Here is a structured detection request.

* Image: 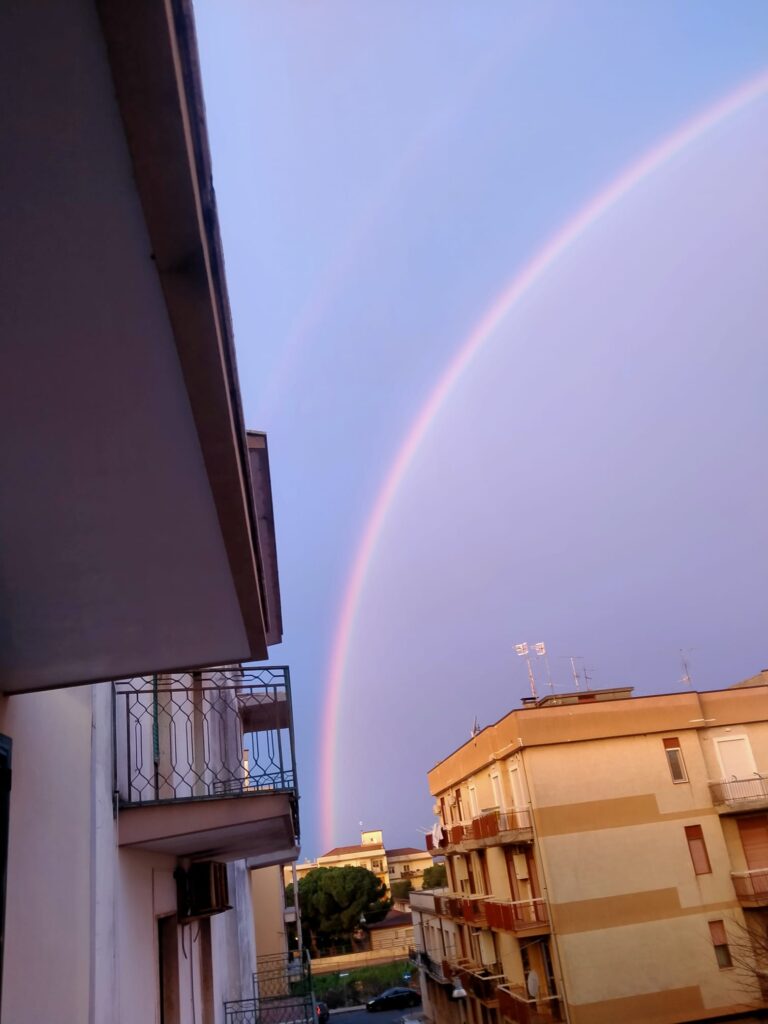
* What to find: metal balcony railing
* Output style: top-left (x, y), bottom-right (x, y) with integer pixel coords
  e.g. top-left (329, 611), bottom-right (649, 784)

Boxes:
top-left (469, 808), bottom-right (533, 841)
top-left (113, 665), bottom-right (298, 807)
top-left (709, 776), bottom-right (768, 806)
top-left (485, 898), bottom-right (549, 932)
top-left (732, 868), bottom-right (768, 901)
top-left (225, 952), bottom-right (314, 1024)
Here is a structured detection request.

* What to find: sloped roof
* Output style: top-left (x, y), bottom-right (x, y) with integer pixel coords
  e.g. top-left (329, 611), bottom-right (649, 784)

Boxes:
top-left (367, 910), bottom-right (413, 931)
top-left (386, 847), bottom-right (424, 858)
top-left (320, 844), bottom-right (384, 858)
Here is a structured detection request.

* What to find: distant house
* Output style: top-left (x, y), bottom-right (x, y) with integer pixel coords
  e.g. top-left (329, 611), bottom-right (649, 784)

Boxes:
top-left (286, 830), bottom-right (434, 895)
top-left (367, 910), bottom-right (415, 953)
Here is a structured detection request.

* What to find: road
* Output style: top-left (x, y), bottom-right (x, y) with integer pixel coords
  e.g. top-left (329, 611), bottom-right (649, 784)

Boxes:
top-left (332, 1007), bottom-right (419, 1024)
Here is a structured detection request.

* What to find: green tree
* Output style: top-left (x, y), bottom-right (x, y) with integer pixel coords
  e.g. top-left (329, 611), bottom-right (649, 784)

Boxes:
top-left (422, 863), bottom-right (448, 889)
top-left (390, 879), bottom-right (413, 901)
top-left (297, 867), bottom-right (391, 953)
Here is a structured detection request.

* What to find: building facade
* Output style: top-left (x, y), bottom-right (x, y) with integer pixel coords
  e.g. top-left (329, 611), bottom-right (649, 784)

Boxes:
top-left (289, 830), bottom-right (434, 895)
top-left (0, 3), bottom-right (303, 1022)
top-left (413, 681), bottom-right (768, 1024)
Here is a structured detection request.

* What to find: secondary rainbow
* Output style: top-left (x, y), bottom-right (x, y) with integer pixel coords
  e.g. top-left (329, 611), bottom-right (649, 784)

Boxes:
top-left (319, 70), bottom-right (768, 850)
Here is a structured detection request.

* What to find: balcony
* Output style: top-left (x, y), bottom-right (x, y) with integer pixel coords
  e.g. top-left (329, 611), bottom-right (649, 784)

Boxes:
top-left (485, 898), bottom-right (549, 935)
top-left (225, 952), bottom-right (313, 1024)
top-left (709, 776), bottom-right (768, 812)
top-left (465, 808), bottom-right (534, 847)
top-left (114, 665), bottom-right (299, 861)
top-left (498, 984), bottom-right (563, 1024)
top-left (732, 869), bottom-right (768, 906)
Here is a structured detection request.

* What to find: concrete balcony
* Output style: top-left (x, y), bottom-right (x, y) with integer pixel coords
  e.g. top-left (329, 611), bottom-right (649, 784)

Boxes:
top-left (732, 869), bottom-right (768, 906)
top-left (427, 809), bottom-right (533, 854)
top-left (485, 898), bottom-right (550, 936)
top-left (709, 776), bottom-right (768, 813)
top-left (114, 665), bottom-right (298, 862)
top-left (464, 808), bottom-right (534, 848)
top-left (498, 984), bottom-right (563, 1023)
top-left (451, 963), bottom-right (505, 1006)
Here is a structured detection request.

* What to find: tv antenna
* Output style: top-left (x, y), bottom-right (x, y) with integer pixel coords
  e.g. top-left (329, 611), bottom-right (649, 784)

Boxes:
top-left (561, 655), bottom-right (584, 690)
top-left (470, 716), bottom-right (482, 738)
top-left (515, 643), bottom-right (538, 699)
top-left (680, 649), bottom-right (694, 689)
top-left (533, 642), bottom-right (553, 691)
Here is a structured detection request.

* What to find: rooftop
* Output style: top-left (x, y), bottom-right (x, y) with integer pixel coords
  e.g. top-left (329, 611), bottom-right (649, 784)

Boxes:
top-left (386, 847), bottom-right (425, 858)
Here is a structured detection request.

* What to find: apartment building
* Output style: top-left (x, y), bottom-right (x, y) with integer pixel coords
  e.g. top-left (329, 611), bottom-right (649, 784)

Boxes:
top-left (288, 830), bottom-right (433, 894)
top-left (412, 679), bottom-right (768, 1024)
top-left (0, 3), bottom-right (303, 1022)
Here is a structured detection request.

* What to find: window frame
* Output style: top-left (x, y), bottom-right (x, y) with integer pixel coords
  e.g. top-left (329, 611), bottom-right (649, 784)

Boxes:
top-left (708, 920), bottom-right (733, 969)
top-left (663, 737), bottom-right (688, 783)
top-left (685, 824), bottom-right (712, 875)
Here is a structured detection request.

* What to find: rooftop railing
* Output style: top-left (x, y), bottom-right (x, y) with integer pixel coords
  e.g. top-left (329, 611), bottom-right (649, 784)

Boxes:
top-left (709, 776), bottom-right (768, 807)
top-left (113, 665), bottom-right (297, 807)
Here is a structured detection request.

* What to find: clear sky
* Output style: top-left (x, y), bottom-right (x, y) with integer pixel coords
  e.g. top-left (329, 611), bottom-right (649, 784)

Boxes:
top-left (194, 1), bottom-right (768, 857)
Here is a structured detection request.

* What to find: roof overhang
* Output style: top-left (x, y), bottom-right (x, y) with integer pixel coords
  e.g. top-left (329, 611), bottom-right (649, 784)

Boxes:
top-left (0, 0), bottom-right (274, 692)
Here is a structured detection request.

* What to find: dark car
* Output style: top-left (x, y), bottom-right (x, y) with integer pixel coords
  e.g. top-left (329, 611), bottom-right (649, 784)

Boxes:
top-left (366, 988), bottom-right (421, 1012)
top-left (315, 1002), bottom-right (329, 1024)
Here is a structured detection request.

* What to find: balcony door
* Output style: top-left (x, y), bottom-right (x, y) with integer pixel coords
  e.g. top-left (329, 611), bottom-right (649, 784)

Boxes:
top-left (738, 815), bottom-right (768, 898)
top-left (716, 736), bottom-right (756, 780)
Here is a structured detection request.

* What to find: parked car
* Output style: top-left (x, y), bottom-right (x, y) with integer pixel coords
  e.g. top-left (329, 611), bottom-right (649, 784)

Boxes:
top-left (316, 1002), bottom-right (329, 1024)
top-left (367, 988), bottom-right (421, 1012)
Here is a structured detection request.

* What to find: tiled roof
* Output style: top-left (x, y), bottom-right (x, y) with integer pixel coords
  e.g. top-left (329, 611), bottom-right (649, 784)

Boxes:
top-left (385, 847), bottom-right (424, 858)
top-left (367, 910), bottom-right (413, 930)
top-left (320, 844), bottom-right (384, 857)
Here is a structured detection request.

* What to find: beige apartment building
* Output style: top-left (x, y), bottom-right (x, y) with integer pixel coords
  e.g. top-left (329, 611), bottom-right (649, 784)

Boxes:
top-left (412, 678), bottom-right (768, 1024)
top-left (288, 829), bottom-right (433, 894)
top-left (0, 4), bottom-right (306, 1022)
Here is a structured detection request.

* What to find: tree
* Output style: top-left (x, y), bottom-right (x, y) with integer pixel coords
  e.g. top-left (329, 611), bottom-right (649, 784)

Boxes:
top-left (296, 867), bottom-right (392, 953)
top-left (423, 863), bottom-right (448, 889)
top-left (390, 879), bottom-right (413, 901)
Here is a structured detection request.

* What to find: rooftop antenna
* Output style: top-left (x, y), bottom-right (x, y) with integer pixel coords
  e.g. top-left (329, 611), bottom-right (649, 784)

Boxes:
top-left (515, 643), bottom-right (538, 699)
top-left (680, 649), bottom-right (694, 689)
top-left (561, 656), bottom-right (583, 690)
top-left (582, 662), bottom-right (593, 691)
top-left (470, 716), bottom-right (481, 738)
top-left (534, 642), bottom-right (553, 691)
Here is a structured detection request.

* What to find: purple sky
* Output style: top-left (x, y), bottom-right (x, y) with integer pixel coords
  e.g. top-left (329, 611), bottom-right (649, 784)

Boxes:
top-left (193, 1), bottom-right (768, 857)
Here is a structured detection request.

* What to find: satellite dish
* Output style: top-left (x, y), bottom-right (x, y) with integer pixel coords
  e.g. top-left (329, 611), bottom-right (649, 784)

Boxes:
top-left (527, 970), bottom-right (539, 999)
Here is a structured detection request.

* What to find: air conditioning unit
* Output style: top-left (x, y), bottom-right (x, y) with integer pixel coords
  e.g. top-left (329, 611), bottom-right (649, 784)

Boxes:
top-left (176, 861), bottom-right (232, 922)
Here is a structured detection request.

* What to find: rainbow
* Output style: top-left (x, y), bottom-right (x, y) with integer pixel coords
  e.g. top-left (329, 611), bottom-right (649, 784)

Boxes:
top-left (319, 70), bottom-right (768, 850)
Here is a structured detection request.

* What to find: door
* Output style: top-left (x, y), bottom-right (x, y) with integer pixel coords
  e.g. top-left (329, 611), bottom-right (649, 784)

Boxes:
top-left (716, 736), bottom-right (756, 780)
top-left (739, 816), bottom-right (768, 895)
top-left (158, 915), bottom-right (180, 1024)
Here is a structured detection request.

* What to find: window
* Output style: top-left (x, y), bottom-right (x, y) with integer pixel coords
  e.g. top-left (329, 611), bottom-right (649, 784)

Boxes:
top-left (372, 860), bottom-right (382, 871)
top-left (468, 786), bottom-right (479, 818)
top-left (685, 825), bottom-right (712, 875)
top-left (709, 920), bottom-right (733, 968)
top-left (663, 737), bottom-right (688, 782)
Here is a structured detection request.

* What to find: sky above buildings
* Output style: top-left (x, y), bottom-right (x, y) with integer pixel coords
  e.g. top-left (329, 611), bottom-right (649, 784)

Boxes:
top-left (194, 1), bottom-right (768, 857)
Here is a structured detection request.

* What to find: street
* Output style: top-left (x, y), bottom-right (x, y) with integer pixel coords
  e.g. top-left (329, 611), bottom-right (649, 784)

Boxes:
top-left (332, 1007), bottom-right (418, 1024)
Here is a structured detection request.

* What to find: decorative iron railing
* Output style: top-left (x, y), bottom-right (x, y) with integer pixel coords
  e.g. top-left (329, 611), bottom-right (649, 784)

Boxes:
top-left (113, 665), bottom-right (298, 807)
top-left (709, 776), bottom-right (768, 806)
top-left (485, 898), bottom-right (549, 931)
top-left (225, 952), bottom-right (314, 1024)
top-left (732, 868), bottom-right (768, 901)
